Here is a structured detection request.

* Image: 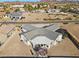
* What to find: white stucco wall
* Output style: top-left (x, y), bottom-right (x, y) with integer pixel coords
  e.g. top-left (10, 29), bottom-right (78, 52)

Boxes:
top-left (21, 35), bottom-right (32, 46)
top-left (31, 36), bottom-right (52, 48)
top-left (5, 15), bottom-right (8, 18)
top-left (26, 41), bottom-right (32, 46)
top-left (20, 35), bottom-right (26, 41)
top-left (20, 34), bottom-right (63, 49)
top-left (53, 40), bottom-right (58, 46)
top-left (22, 28), bottom-right (27, 32)
top-left (56, 34), bottom-right (63, 42)
top-left (50, 40), bottom-right (58, 47)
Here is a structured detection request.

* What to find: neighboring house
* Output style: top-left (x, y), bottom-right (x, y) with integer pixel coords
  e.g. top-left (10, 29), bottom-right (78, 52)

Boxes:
top-left (11, 5), bottom-right (24, 12)
top-left (12, 5), bottom-right (24, 8)
top-left (19, 24), bottom-right (63, 49)
top-left (48, 9), bottom-right (61, 13)
top-left (34, 10), bottom-right (46, 13)
top-left (5, 12), bottom-right (23, 21)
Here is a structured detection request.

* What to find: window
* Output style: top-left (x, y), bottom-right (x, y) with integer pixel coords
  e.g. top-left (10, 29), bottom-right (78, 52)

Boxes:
top-left (41, 44), bottom-right (43, 46)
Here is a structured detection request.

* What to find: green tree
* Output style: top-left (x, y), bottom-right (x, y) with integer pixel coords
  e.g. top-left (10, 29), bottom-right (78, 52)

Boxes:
top-left (24, 4), bottom-right (28, 11)
top-left (54, 6), bottom-right (57, 9)
top-left (39, 2), bottom-right (48, 8)
top-left (3, 4), bottom-right (11, 13)
top-left (27, 4), bottom-right (33, 11)
top-left (24, 4), bottom-right (33, 11)
top-left (15, 8), bottom-right (20, 12)
top-left (61, 4), bottom-right (71, 12)
top-left (37, 4), bottom-right (40, 9)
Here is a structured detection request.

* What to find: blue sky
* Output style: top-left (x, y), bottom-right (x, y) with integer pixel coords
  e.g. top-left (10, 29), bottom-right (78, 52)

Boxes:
top-left (0, 0), bottom-right (41, 2)
top-left (0, 0), bottom-right (79, 2)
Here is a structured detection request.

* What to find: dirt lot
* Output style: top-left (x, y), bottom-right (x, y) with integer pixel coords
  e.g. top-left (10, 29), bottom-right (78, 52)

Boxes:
top-left (21, 13), bottom-right (49, 22)
top-left (20, 13), bottom-right (75, 22)
top-left (48, 37), bottom-right (79, 56)
top-left (0, 29), bottom-right (32, 56)
top-left (62, 24), bottom-right (79, 42)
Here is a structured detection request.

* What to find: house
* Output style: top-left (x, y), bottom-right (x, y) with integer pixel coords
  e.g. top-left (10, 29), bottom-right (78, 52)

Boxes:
top-left (19, 24), bottom-right (63, 49)
top-left (20, 28), bottom-right (62, 49)
top-left (48, 9), bottom-right (61, 13)
top-left (5, 12), bottom-right (23, 21)
top-left (11, 5), bottom-right (24, 12)
top-left (12, 5), bottom-right (24, 8)
top-left (35, 10), bottom-right (46, 13)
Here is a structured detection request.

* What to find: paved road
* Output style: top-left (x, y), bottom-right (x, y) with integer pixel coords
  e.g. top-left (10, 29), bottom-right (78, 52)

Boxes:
top-left (0, 20), bottom-right (79, 24)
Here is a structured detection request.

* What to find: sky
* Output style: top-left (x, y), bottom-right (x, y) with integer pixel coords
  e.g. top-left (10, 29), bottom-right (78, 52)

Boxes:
top-left (0, 0), bottom-right (79, 2)
top-left (0, 0), bottom-right (41, 2)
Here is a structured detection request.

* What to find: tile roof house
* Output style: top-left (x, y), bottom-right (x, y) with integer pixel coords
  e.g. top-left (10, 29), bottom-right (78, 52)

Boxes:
top-left (20, 24), bottom-right (63, 49)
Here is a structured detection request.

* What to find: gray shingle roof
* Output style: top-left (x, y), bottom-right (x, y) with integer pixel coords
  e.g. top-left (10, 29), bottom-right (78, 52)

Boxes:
top-left (21, 24), bottom-right (60, 32)
top-left (44, 24), bottom-right (60, 32)
top-left (21, 24), bottom-right (37, 32)
top-left (21, 28), bottom-right (61, 41)
top-left (7, 12), bottom-right (22, 17)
